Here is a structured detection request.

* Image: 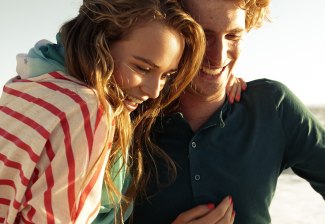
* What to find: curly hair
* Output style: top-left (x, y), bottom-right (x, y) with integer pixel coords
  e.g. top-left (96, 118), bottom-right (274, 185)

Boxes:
top-left (238, 0), bottom-right (271, 31)
top-left (180, 0), bottom-right (271, 31)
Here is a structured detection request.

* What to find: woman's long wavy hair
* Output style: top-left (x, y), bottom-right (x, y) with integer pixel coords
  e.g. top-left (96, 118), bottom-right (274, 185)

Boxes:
top-left (129, 0), bottom-right (206, 202)
top-left (60, 0), bottom-right (205, 219)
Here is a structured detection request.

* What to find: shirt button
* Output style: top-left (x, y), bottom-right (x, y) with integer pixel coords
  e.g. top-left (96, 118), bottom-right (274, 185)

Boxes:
top-left (194, 174), bottom-right (201, 181)
top-left (191, 141), bottom-right (197, 148)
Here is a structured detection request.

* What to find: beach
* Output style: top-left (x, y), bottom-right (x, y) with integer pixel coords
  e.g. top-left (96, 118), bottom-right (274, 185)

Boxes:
top-left (269, 106), bottom-right (325, 224)
top-left (270, 169), bottom-right (325, 223)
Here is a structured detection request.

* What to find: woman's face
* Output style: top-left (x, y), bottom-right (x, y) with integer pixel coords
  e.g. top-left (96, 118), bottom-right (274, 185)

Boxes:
top-left (110, 21), bottom-right (185, 112)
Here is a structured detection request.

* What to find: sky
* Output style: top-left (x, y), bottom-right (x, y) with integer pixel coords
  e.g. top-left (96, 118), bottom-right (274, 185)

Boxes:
top-left (1, 0), bottom-right (325, 106)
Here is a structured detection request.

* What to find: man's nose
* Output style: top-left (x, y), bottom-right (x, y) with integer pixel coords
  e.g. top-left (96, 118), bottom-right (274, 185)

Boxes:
top-left (207, 39), bottom-right (228, 67)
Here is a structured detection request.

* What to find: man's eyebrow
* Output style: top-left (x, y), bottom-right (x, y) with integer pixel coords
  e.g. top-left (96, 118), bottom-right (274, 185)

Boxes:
top-left (204, 28), bottom-right (245, 34)
top-left (133, 56), bottom-right (159, 68)
top-left (229, 28), bottom-right (245, 33)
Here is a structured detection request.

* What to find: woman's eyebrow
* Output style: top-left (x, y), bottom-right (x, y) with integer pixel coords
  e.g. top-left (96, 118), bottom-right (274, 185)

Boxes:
top-left (133, 55), bottom-right (159, 68)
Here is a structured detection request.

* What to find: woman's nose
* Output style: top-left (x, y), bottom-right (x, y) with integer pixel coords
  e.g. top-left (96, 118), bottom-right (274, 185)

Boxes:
top-left (141, 76), bottom-right (162, 99)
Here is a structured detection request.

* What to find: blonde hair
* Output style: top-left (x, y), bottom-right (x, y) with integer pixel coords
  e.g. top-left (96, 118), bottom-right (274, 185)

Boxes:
top-left (60, 0), bottom-right (205, 219)
top-left (180, 0), bottom-right (271, 31)
top-left (238, 0), bottom-right (271, 31)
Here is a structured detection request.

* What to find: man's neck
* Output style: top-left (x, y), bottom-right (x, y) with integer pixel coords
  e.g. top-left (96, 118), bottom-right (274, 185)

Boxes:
top-left (179, 91), bottom-right (226, 131)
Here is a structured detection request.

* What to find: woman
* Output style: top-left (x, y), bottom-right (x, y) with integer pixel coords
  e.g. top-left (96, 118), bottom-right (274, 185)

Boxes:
top-left (0, 0), bottom-right (244, 223)
top-left (0, 0), bottom-right (204, 223)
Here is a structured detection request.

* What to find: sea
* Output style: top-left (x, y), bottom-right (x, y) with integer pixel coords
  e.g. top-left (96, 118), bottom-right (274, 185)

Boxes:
top-left (270, 106), bottom-right (325, 224)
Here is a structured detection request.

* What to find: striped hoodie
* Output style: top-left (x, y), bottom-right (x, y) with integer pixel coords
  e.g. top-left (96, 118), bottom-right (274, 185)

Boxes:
top-left (0, 71), bottom-right (114, 223)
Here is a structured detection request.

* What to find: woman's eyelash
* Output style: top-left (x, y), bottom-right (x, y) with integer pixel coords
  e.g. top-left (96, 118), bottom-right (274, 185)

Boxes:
top-left (136, 65), bottom-right (150, 73)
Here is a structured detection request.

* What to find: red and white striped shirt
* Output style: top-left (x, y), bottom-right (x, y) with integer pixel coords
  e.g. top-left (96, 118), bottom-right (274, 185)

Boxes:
top-left (0, 72), bottom-right (115, 223)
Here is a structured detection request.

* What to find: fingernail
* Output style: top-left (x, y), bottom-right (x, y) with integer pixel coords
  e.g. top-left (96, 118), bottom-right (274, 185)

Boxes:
top-left (206, 203), bottom-right (215, 210)
top-left (229, 196), bottom-right (233, 205)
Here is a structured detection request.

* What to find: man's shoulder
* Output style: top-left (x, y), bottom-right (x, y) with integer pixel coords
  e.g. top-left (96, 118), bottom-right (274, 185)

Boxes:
top-left (241, 78), bottom-right (297, 108)
top-left (247, 78), bottom-right (285, 89)
top-left (246, 78), bottom-right (290, 95)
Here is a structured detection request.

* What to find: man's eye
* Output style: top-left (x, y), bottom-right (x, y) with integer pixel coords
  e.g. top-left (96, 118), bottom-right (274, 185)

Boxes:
top-left (227, 34), bottom-right (243, 41)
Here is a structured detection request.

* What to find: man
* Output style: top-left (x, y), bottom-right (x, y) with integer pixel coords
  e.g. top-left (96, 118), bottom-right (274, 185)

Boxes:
top-left (130, 0), bottom-right (325, 223)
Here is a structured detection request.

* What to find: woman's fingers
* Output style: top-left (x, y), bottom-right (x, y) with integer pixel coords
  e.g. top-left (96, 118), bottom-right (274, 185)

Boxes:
top-left (193, 196), bottom-right (233, 224)
top-left (235, 77), bottom-right (247, 102)
top-left (172, 196), bottom-right (235, 224)
top-left (215, 198), bottom-right (236, 224)
top-left (172, 204), bottom-right (215, 224)
top-left (226, 74), bottom-right (247, 104)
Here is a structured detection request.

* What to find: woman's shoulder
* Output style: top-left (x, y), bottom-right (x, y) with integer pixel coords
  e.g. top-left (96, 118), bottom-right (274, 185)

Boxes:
top-left (4, 71), bottom-right (99, 110)
top-left (1, 71), bottom-right (110, 132)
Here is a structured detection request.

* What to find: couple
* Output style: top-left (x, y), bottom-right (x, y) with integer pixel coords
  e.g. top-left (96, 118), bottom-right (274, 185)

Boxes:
top-left (0, 0), bottom-right (324, 224)
top-left (0, 0), bottom-right (240, 223)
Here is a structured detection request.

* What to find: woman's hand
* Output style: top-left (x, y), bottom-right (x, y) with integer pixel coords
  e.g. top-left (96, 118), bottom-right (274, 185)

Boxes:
top-left (171, 196), bottom-right (235, 224)
top-left (226, 74), bottom-right (247, 104)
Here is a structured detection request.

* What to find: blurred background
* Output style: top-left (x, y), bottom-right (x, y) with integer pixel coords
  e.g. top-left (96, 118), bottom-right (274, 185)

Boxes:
top-left (1, 0), bottom-right (324, 223)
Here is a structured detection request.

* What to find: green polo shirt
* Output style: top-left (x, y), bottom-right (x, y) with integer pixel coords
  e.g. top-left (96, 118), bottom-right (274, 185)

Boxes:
top-left (131, 79), bottom-right (325, 224)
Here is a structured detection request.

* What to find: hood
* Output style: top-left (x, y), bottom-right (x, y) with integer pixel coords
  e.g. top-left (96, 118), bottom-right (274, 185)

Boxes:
top-left (16, 33), bottom-right (66, 79)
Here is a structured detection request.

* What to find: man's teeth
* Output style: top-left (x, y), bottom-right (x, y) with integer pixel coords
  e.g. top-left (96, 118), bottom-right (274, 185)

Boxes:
top-left (201, 66), bottom-right (223, 75)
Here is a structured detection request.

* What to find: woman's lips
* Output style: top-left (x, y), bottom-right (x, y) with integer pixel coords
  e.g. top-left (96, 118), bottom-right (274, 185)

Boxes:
top-left (123, 95), bottom-right (144, 111)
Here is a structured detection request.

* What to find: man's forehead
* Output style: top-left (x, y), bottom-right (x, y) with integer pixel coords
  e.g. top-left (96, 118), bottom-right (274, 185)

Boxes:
top-left (182, 0), bottom-right (240, 12)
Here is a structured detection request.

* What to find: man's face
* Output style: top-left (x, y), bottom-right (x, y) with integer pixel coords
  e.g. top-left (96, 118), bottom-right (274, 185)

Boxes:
top-left (183, 0), bottom-right (246, 99)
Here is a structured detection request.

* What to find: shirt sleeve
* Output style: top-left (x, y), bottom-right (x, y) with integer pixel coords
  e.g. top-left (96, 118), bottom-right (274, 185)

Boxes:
top-left (0, 76), bottom-right (114, 223)
top-left (275, 82), bottom-right (325, 200)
